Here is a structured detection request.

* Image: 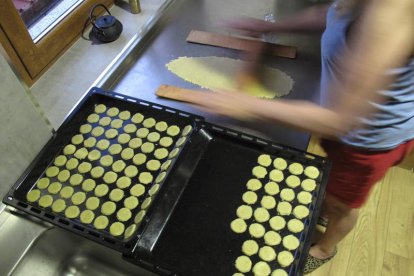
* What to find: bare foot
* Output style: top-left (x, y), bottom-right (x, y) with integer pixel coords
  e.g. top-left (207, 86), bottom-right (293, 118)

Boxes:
top-left (309, 244), bottom-right (336, 260)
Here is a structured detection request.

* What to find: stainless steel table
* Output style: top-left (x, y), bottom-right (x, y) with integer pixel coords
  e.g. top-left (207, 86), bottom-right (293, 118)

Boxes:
top-left (101, 0), bottom-right (323, 150)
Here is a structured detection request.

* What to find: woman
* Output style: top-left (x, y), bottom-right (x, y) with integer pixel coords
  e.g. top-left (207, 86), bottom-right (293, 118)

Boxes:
top-left (188, 0), bottom-right (414, 273)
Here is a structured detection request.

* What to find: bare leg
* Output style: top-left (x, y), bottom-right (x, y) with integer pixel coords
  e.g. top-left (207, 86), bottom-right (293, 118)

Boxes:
top-left (310, 194), bottom-right (359, 259)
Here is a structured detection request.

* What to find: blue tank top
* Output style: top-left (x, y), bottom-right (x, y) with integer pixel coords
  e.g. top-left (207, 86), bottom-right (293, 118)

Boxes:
top-left (320, 3), bottom-right (414, 150)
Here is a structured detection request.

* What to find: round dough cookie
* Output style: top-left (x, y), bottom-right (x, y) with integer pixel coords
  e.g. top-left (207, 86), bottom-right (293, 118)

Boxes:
top-left (147, 132), bottom-right (161, 142)
top-left (99, 117), bottom-right (111, 127)
top-left (84, 137), bottom-right (97, 148)
top-left (273, 157), bottom-right (287, 170)
top-left (258, 154), bottom-right (272, 167)
top-left (131, 113), bottom-right (144, 124)
top-left (282, 235), bottom-right (300, 250)
top-left (79, 124), bottom-right (92, 134)
top-left (86, 197), bottom-right (100, 210)
top-left (269, 216), bottom-right (286, 231)
top-left (63, 144), bottom-right (76, 155)
top-left (26, 189), bottom-right (41, 202)
top-left (57, 170), bottom-right (70, 182)
top-left (71, 191), bottom-right (86, 205)
top-left (121, 148), bottom-right (134, 160)
top-left (242, 191), bottom-right (258, 205)
top-left (130, 184), bottom-right (145, 197)
top-left (87, 150), bottom-right (101, 162)
top-left (242, 240), bottom-right (259, 256)
top-left (293, 205), bottom-right (310, 219)
top-left (108, 144), bottom-right (122, 155)
top-left (236, 205), bottom-right (253, 220)
top-left (51, 199), bottom-right (66, 213)
top-left (154, 148), bottom-right (169, 160)
top-left (36, 178), bottom-right (50, 189)
top-left (254, 208), bottom-right (270, 222)
top-left (124, 165), bottom-right (138, 178)
top-left (69, 174), bottom-right (83, 186)
top-left (78, 162), bottom-right (92, 174)
top-left (301, 179), bottom-right (317, 192)
top-left (54, 155), bottom-right (67, 167)
top-left (100, 155), bottom-right (113, 167)
top-left (103, 171), bottom-right (118, 184)
top-left (80, 210), bottom-right (95, 224)
top-left (139, 172), bottom-right (153, 184)
top-left (230, 218), bottom-right (247, 233)
top-left (123, 124), bottom-right (137, 134)
top-left (117, 176), bottom-right (132, 188)
top-left (105, 129), bottom-right (118, 139)
top-left (47, 182), bottom-right (62, 194)
top-left (74, 148), bottom-right (88, 160)
top-left (124, 224), bottom-right (137, 239)
top-left (109, 188), bottom-right (124, 202)
top-left (264, 182), bottom-right (279, 195)
top-left (258, 246), bottom-right (276, 262)
top-left (277, 202), bottom-right (292, 216)
top-left (101, 201), bottom-right (117, 215)
top-left (272, 269), bottom-right (288, 276)
top-left (253, 261), bottom-right (271, 276)
top-left (94, 215), bottom-right (109, 230)
top-left (161, 160), bottom-right (172, 171)
top-left (305, 165), bottom-right (320, 179)
top-left (124, 196), bottom-right (139, 209)
top-left (168, 148), bottom-right (180, 159)
top-left (155, 121), bottom-right (168, 132)
top-left (95, 104), bottom-right (107, 113)
top-left (146, 160), bottom-right (161, 171)
top-left (289, 162), bottom-right (304, 175)
top-left (60, 186), bottom-right (74, 199)
top-left (136, 128), bottom-right (149, 138)
top-left (106, 107), bottom-right (119, 117)
top-left (119, 110), bottom-right (131, 120)
top-left (278, 251), bottom-right (294, 267)
top-left (143, 118), bottom-right (156, 128)
top-left (91, 166), bottom-right (105, 178)
top-left (264, 231), bottom-right (281, 246)
top-left (132, 153), bottom-right (147, 165)
top-left (117, 207), bottom-right (132, 222)
top-left (287, 219), bottom-right (305, 233)
top-left (269, 169), bottom-right (284, 182)
top-left (297, 191), bottom-right (313, 204)
top-left (141, 197), bottom-right (152, 210)
top-left (176, 137), bottom-right (187, 147)
top-left (249, 223), bottom-right (265, 238)
top-left (155, 172), bottom-right (166, 183)
top-left (280, 188), bottom-right (295, 202)
top-left (141, 142), bottom-right (155, 153)
top-left (159, 137), bottom-right (173, 147)
top-left (128, 138), bottom-right (142, 149)
top-left (246, 179), bottom-right (262, 191)
top-left (71, 134), bottom-right (84, 145)
top-left (182, 125), bottom-right (193, 136)
top-left (87, 113), bottom-right (100, 123)
top-left (166, 125), bottom-right (180, 136)
top-left (66, 158), bottom-right (79, 170)
top-left (118, 133), bottom-right (131, 144)
top-left (65, 206), bottom-right (80, 218)
top-left (134, 210), bottom-right (146, 224)
top-left (94, 184), bottom-right (109, 197)
top-left (235, 256), bottom-right (252, 273)
top-left (286, 175), bottom-right (301, 188)
top-left (91, 126), bottom-right (105, 137)
top-left (252, 166), bottom-right (267, 179)
top-left (46, 166), bottom-right (59, 177)
top-left (39, 195), bottom-right (53, 207)
top-left (261, 196), bottom-right (276, 209)
top-left (149, 184), bottom-right (160, 196)
top-left (112, 160), bottom-right (126, 173)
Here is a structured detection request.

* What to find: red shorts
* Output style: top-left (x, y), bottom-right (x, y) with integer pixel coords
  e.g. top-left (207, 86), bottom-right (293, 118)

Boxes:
top-left (320, 139), bottom-right (414, 208)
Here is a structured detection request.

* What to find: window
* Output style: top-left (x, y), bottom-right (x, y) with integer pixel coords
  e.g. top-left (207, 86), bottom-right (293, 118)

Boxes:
top-left (0, 0), bottom-right (113, 86)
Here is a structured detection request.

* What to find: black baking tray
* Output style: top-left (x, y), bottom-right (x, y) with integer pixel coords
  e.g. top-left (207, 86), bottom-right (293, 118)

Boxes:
top-left (124, 123), bottom-right (331, 276)
top-left (3, 87), bottom-right (203, 253)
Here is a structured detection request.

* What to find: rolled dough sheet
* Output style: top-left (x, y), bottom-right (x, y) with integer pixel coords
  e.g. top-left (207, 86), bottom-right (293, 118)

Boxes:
top-left (166, 56), bottom-right (293, 99)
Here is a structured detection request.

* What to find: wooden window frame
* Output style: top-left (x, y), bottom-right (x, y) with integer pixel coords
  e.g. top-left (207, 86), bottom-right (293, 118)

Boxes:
top-left (0, 0), bottom-right (113, 86)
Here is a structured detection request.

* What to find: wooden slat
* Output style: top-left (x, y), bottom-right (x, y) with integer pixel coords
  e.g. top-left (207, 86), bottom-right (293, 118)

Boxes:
top-left (156, 85), bottom-right (209, 103)
top-left (186, 30), bottom-right (297, 59)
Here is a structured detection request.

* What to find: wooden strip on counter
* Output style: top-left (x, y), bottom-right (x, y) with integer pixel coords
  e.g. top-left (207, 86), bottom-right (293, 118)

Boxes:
top-left (186, 30), bottom-right (297, 59)
top-left (156, 85), bottom-right (209, 104)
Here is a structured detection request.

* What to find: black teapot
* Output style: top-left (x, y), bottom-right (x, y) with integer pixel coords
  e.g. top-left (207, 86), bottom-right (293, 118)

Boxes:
top-left (89, 4), bottom-right (123, 43)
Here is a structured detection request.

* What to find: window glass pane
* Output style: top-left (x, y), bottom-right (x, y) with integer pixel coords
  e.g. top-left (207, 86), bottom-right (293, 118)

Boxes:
top-left (12, 0), bottom-right (84, 41)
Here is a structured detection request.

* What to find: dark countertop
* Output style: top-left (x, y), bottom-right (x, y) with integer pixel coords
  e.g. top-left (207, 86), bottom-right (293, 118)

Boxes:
top-left (107, 0), bottom-right (323, 150)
